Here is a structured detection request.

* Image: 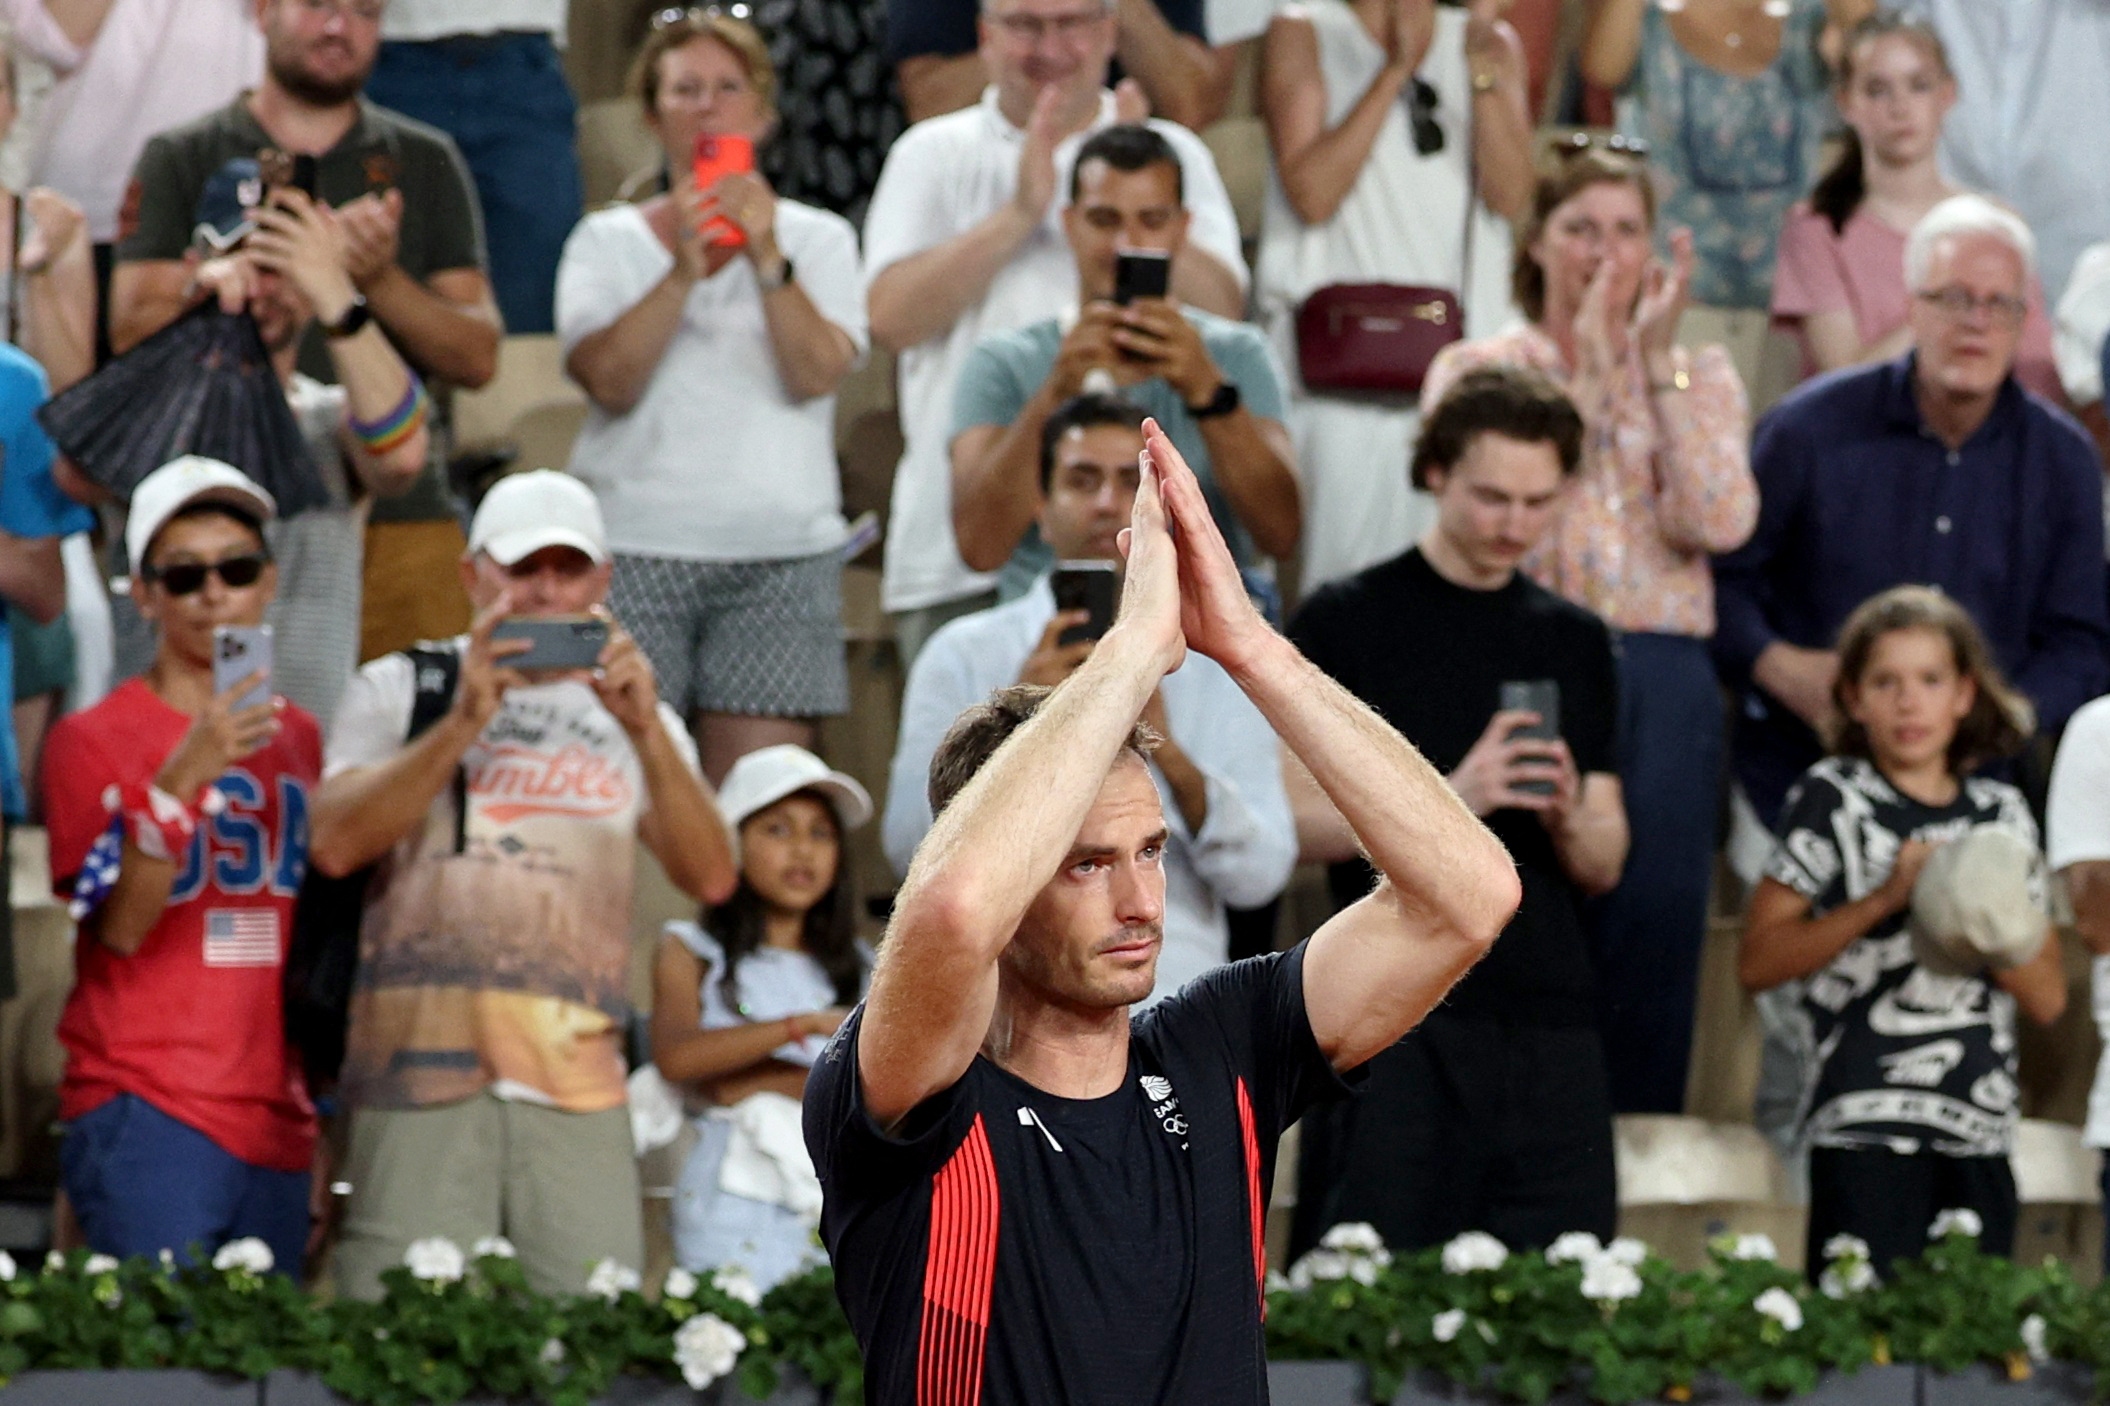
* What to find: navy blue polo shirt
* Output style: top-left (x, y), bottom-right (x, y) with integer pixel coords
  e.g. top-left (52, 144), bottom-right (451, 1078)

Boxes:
top-left (1712, 354), bottom-right (2110, 824)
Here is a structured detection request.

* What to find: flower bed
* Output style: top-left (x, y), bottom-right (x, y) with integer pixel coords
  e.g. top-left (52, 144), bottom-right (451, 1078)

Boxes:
top-left (0, 1213), bottom-right (2104, 1405)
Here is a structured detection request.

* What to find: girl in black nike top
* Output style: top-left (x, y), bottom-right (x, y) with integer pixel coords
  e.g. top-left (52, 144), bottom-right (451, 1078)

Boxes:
top-left (1738, 586), bottom-right (2065, 1280)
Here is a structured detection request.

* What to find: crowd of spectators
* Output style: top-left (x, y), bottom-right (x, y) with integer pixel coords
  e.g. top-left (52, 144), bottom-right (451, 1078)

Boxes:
top-left (0, 0), bottom-right (2108, 1323)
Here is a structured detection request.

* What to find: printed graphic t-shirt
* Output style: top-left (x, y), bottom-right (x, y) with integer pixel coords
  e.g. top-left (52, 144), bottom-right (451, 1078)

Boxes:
top-left (326, 646), bottom-right (698, 1113)
top-left (805, 943), bottom-right (1359, 1405)
top-left (44, 679), bottom-right (323, 1171)
top-left (1765, 755), bottom-right (2040, 1158)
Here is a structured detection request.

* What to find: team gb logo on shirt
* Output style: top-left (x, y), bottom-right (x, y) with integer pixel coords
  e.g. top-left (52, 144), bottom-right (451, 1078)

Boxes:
top-left (1141, 1074), bottom-right (1188, 1147)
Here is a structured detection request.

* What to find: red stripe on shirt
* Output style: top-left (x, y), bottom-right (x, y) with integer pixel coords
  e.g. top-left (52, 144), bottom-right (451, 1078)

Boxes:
top-left (1236, 1076), bottom-right (1267, 1320)
top-left (919, 1113), bottom-right (999, 1406)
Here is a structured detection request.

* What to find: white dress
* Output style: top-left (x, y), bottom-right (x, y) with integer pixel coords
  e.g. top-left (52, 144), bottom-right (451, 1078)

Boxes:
top-left (1256, 1), bottom-right (1517, 595)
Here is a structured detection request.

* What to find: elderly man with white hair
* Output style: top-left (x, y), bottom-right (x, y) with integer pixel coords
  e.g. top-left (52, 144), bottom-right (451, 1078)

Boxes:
top-left (1715, 194), bottom-right (2110, 828)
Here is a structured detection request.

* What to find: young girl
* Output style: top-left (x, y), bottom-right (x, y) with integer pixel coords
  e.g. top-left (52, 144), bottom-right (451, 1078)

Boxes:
top-left (652, 745), bottom-right (872, 1288)
top-left (1740, 586), bottom-right (2067, 1277)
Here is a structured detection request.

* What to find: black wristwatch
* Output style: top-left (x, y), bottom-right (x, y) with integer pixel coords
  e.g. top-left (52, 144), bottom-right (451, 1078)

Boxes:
top-left (323, 293), bottom-right (372, 339)
top-left (1187, 381), bottom-right (1241, 419)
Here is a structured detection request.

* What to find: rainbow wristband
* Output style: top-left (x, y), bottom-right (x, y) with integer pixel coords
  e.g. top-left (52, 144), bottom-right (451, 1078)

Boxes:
top-left (350, 376), bottom-right (429, 455)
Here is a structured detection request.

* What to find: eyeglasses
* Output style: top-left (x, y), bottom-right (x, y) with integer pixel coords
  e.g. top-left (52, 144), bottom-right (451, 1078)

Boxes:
top-left (1915, 287), bottom-right (2028, 326)
top-left (987, 7), bottom-right (1110, 43)
top-left (1553, 131), bottom-right (1651, 160)
top-left (1407, 79), bottom-right (1444, 157)
top-left (143, 552), bottom-right (271, 596)
top-left (291, 0), bottom-right (384, 23)
top-left (652, 3), bottom-right (751, 26)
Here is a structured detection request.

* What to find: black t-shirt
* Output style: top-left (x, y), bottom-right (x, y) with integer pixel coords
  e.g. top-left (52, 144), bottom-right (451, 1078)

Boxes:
top-left (884, 0), bottom-right (1207, 64)
top-left (805, 944), bottom-right (1357, 1405)
top-left (1289, 549), bottom-right (1618, 1027)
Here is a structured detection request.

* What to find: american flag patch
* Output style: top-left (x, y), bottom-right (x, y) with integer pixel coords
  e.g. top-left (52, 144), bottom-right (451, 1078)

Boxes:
top-left (203, 909), bottom-right (281, 968)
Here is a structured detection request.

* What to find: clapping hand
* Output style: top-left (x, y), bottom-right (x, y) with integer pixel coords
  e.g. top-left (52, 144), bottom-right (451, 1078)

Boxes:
top-left (1139, 418), bottom-right (1269, 674)
top-left (336, 188), bottom-right (403, 288)
top-left (1633, 227), bottom-right (1695, 379)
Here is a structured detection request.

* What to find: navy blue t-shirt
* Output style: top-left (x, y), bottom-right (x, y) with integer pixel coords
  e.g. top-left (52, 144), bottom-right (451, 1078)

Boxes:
top-left (805, 944), bottom-right (1358, 1404)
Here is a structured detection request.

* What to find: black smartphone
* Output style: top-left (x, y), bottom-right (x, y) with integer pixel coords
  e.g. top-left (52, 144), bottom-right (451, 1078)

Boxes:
top-left (492, 616), bottom-right (610, 673)
top-left (1112, 249), bottom-right (1170, 306)
top-left (289, 154), bottom-right (319, 200)
top-left (1051, 561), bottom-right (1118, 646)
top-left (1498, 679), bottom-right (1561, 797)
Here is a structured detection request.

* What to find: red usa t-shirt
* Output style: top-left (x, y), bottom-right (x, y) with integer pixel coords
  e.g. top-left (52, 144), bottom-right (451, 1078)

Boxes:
top-left (44, 679), bottom-right (323, 1171)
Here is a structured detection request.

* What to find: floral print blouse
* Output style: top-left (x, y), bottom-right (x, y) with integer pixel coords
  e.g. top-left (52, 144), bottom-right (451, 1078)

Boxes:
top-left (1423, 326), bottom-right (1758, 639)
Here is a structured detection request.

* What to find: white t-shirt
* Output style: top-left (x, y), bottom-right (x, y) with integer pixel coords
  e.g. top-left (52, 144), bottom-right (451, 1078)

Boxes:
top-left (864, 87), bottom-right (1250, 614)
top-left (0, 0), bottom-right (262, 242)
top-left (665, 922), bottom-right (871, 1070)
top-left (2045, 694), bottom-right (2110, 1147)
top-left (557, 198), bottom-right (867, 563)
top-left (382, 0), bottom-right (566, 42)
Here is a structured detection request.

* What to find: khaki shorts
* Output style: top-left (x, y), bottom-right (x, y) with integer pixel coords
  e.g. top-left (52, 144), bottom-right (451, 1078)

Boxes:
top-left (333, 1091), bottom-right (642, 1300)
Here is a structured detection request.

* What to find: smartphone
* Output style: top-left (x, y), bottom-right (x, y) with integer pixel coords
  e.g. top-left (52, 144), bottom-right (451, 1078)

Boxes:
top-left (1051, 561), bottom-right (1118, 647)
top-left (1498, 679), bottom-right (1561, 798)
top-left (492, 616), bottom-right (611, 673)
top-left (213, 624), bottom-right (274, 712)
top-left (1113, 249), bottom-right (1171, 306)
top-left (257, 149), bottom-right (319, 201)
top-left (692, 133), bottom-right (755, 249)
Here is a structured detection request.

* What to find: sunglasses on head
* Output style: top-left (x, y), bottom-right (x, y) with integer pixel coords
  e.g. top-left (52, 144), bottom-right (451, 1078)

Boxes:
top-left (652, 2), bottom-right (750, 25)
top-left (143, 552), bottom-right (271, 596)
top-left (1554, 131), bottom-right (1651, 160)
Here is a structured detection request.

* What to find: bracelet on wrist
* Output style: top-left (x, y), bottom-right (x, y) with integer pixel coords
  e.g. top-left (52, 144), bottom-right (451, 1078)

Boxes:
top-left (349, 375), bottom-right (429, 455)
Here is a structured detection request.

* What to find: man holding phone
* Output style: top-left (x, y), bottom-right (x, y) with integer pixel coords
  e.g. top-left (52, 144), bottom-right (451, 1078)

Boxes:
top-left (885, 393), bottom-right (1294, 1002)
top-left (949, 123), bottom-right (1300, 605)
top-left (43, 456), bottom-right (323, 1274)
top-left (1286, 367), bottom-right (1630, 1256)
top-left (307, 470), bottom-right (737, 1299)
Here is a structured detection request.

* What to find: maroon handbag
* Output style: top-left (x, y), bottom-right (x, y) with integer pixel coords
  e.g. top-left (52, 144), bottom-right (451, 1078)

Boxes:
top-left (1293, 284), bottom-right (1463, 394)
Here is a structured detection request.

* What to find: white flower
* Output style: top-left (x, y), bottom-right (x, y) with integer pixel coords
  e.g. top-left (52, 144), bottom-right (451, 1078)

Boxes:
top-left (1579, 1256), bottom-right (1643, 1305)
top-left (1823, 1234), bottom-right (1871, 1262)
top-left (1440, 1231), bottom-right (1509, 1274)
top-left (1730, 1234), bottom-right (1779, 1263)
top-left (1265, 1268), bottom-right (1293, 1294)
top-left (663, 1268), bottom-right (699, 1301)
top-left (1754, 1287), bottom-right (1804, 1333)
top-left (710, 1265), bottom-right (762, 1307)
top-left (0, 1251), bottom-right (14, 1282)
top-left (672, 1312), bottom-right (747, 1390)
top-left (212, 1238), bottom-right (274, 1275)
top-left (471, 1236), bottom-right (517, 1261)
top-left (403, 1237), bottom-right (466, 1283)
top-left (1819, 1259), bottom-right (1878, 1300)
top-left (83, 1254), bottom-right (119, 1276)
top-left (1929, 1208), bottom-right (1984, 1240)
top-left (540, 1337), bottom-right (567, 1368)
top-left (1287, 1249), bottom-right (1350, 1288)
top-left (585, 1258), bottom-right (642, 1302)
top-left (1545, 1231), bottom-right (1604, 1265)
top-left (158, 1250), bottom-right (176, 1273)
top-left (1320, 1223), bottom-right (1387, 1255)
top-left (1432, 1309), bottom-right (1467, 1344)
top-left (44, 1251), bottom-right (62, 1272)
top-left (1604, 1238), bottom-right (1648, 1267)
top-left (2020, 1314), bottom-right (2049, 1366)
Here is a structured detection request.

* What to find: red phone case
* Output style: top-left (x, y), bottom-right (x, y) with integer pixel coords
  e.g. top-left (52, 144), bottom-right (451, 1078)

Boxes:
top-left (692, 134), bottom-right (755, 249)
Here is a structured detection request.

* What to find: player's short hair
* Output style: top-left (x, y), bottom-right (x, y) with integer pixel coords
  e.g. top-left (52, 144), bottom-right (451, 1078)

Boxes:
top-left (1412, 366), bottom-right (1585, 490)
top-left (1039, 392), bottom-right (1147, 493)
top-left (928, 683), bottom-right (1158, 819)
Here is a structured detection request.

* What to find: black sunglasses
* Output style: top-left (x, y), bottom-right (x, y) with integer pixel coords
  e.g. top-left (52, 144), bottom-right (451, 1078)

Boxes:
top-left (1408, 79), bottom-right (1444, 157)
top-left (144, 552), bottom-right (271, 596)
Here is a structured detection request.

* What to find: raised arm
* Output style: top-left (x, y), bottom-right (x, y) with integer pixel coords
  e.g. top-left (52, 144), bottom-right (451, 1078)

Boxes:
top-left (1147, 420), bottom-right (1518, 1071)
top-left (1113, 0), bottom-right (1235, 130)
top-left (1634, 235), bottom-right (1758, 554)
top-left (859, 449), bottom-right (1189, 1130)
top-left (1578, 0), bottom-right (1646, 91)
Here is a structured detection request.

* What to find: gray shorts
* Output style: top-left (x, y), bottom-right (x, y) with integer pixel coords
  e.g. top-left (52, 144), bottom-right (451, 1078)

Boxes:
top-left (609, 549), bottom-right (848, 719)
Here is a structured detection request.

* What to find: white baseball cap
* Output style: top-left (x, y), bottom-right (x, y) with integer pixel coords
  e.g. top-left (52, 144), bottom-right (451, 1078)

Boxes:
top-left (467, 469), bottom-right (609, 567)
top-left (1910, 827), bottom-right (2048, 975)
top-left (127, 455), bottom-right (277, 575)
top-left (717, 745), bottom-right (874, 846)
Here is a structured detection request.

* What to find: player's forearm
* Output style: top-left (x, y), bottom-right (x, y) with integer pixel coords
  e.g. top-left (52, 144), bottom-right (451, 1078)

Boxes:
top-left (308, 711), bottom-right (482, 876)
top-left (1232, 631), bottom-right (1518, 944)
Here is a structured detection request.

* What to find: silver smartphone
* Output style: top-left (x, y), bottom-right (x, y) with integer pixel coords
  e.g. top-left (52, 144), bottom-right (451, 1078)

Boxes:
top-left (213, 623), bottom-right (274, 712)
top-left (1498, 679), bottom-right (1561, 798)
top-left (492, 615), bottom-right (610, 673)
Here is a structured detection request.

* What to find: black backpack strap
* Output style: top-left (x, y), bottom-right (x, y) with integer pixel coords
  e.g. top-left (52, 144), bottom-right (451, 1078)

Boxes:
top-left (402, 644), bottom-right (466, 852)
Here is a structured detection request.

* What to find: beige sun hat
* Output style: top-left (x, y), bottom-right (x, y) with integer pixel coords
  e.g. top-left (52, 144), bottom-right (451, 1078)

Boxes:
top-left (1909, 827), bottom-right (2048, 976)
